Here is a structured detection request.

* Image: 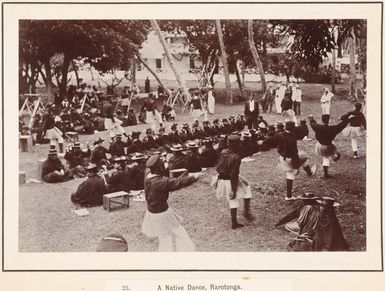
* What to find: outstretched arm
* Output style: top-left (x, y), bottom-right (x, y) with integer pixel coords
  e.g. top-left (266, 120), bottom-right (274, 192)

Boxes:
top-left (166, 172), bottom-right (198, 192)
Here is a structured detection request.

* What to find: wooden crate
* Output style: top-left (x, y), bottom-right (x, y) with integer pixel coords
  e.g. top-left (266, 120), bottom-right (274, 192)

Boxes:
top-left (103, 191), bottom-right (130, 212)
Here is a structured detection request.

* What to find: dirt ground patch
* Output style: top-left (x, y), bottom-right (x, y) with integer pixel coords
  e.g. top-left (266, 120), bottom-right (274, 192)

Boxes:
top-left (18, 98), bottom-right (366, 252)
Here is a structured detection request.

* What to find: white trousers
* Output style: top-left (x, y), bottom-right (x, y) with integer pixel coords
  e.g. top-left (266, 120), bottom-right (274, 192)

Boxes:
top-left (158, 225), bottom-right (195, 252)
top-left (322, 157), bottom-right (331, 167)
top-left (351, 138), bottom-right (358, 152)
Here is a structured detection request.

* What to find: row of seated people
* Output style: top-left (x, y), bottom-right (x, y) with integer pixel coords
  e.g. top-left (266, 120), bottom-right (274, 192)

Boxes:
top-left (44, 114), bottom-right (310, 183)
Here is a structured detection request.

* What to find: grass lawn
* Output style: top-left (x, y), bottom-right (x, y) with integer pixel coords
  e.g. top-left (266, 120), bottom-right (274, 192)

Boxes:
top-left (18, 88), bottom-right (366, 252)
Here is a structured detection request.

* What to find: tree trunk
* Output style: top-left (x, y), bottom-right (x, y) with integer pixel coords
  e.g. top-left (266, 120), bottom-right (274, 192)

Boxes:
top-left (150, 20), bottom-right (191, 101)
top-left (331, 48), bottom-right (336, 94)
top-left (136, 53), bottom-right (172, 96)
top-left (71, 59), bottom-right (80, 88)
top-left (240, 59), bottom-right (245, 88)
top-left (349, 29), bottom-right (357, 100)
top-left (234, 62), bottom-right (244, 95)
top-left (59, 54), bottom-right (71, 98)
top-left (248, 19), bottom-right (267, 94)
top-left (131, 57), bottom-right (136, 86)
top-left (216, 19), bottom-right (233, 104)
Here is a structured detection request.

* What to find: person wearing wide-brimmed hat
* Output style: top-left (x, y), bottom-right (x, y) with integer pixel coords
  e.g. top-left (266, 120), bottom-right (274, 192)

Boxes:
top-left (128, 153), bottom-right (147, 190)
top-left (109, 133), bottom-right (126, 158)
top-left (215, 134), bottom-right (254, 229)
top-left (103, 156), bottom-right (131, 193)
top-left (320, 87), bottom-right (334, 115)
top-left (313, 197), bottom-right (349, 251)
top-left (168, 144), bottom-right (187, 171)
top-left (185, 142), bottom-right (202, 173)
top-left (309, 114), bottom-right (350, 178)
top-left (71, 163), bottom-right (107, 207)
top-left (64, 141), bottom-right (91, 178)
top-left (42, 148), bottom-right (74, 183)
top-left (91, 137), bottom-right (110, 167)
top-left (341, 102), bottom-right (366, 159)
top-left (269, 121), bottom-right (317, 201)
top-left (276, 193), bottom-right (320, 234)
top-left (41, 105), bottom-right (65, 153)
top-left (286, 193), bottom-right (321, 252)
top-left (142, 154), bottom-right (199, 251)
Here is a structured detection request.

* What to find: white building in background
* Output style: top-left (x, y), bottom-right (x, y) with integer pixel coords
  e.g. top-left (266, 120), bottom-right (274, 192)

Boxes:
top-left (138, 31), bottom-right (202, 78)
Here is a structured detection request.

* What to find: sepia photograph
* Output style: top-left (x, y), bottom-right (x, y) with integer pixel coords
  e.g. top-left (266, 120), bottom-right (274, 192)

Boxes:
top-left (17, 17), bottom-right (367, 253)
top-left (1, 2), bottom-right (383, 285)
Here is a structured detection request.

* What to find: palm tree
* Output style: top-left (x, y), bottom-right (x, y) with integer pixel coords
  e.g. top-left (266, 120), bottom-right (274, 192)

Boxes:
top-left (248, 19), bottom-right (267, 94)
top-left (216, 20), bottom-right (233, 104)
top-left (150, 19), bottom-right (191, 102)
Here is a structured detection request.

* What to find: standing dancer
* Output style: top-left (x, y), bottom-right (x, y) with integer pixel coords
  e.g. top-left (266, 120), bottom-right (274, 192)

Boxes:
top-left (275, 83), bottom-right (286, 114)
top-left (342, 102), bottom-right (366, 159)
top-left (42, 104), bottom-right (64, 153)
top-left (142, 154), bottom-right (199, 252)
top-left (269, 121), bottom-right (317, 201)
top-left (309, 114), bottom-right (350, 178)
top-left (215, 134), bottom-right (254, 229)
top-left (102, 96), bottom-right (124, 140)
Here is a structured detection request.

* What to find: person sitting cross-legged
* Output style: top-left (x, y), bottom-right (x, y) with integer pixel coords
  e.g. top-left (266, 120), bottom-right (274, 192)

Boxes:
top-left (42, 147), bottom-right (74, 183)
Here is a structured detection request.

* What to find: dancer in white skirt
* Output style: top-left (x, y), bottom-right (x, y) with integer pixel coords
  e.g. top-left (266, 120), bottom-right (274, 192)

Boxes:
top-left (320, 87), bottom-right (334, 115)
top-left (214, 134), bottom-right (254, 229)
top-left (267, 121), bottom-right (317, 201)
top-left (142, 96), bottom-right (163, 131)
top-left (142, 154), bottom-right (199, 252)
top-left (42, 104), bottom-right (64, 153)
top-left (102, 98), bottom-right (124, 140)
top-left (309, 114), bottom-right (350, 178)
top-left (342, 102), bottom-right (366, 159)
top-left (189, 94), bottom-right (207, 122)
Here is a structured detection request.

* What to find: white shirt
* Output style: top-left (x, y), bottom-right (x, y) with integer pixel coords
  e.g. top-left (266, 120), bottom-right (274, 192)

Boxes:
top-left (249, 100), bottom-right (255, 112)
top-left (293, 89), bottom-right (302, 102)
top-left (321, 92), bottom-right (333, 103)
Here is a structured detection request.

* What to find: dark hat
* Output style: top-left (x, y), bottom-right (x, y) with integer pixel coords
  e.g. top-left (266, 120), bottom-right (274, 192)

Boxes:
top-left (300, 119), bottom-right (307, 124)
top-left (316, 196), bottom-right (340, 207)
top-left (297, 193), bottom-right (318, 200)
top-left (131, 131), bottom-right (141, 139)
top-left (84, 163), bottom-right (97, 170)
top-left (276, 122), bottom-right (284, 127)
top-left (228, 134), bottom-right (240, 141)
top-left (222, 118), bottom-right (229, 123)
top-left (50, 145), bottom-right (56, 150)
top-left (159, 127), bottom-right (165, 132)
top-left (48, 149), bottom-right (57, 155)
top-left (354, 102), bottom-right (362, 110)
top-left (229, 115), bottom-right (235, 119)
top-left (93, 137), bottom-right (104, 145)
top-left (321, 114), bottom-right (330, 124)
top-left (170, 144), bottom-right (184, 152)
top-left (146, 154), bottom-right (160, 168)
top-left (203, 120), bottom-right (210, 124)
top-left (187, 142), bottom-right (199, 149)
top-left (73, 141), bottom-right (81, 148)
top-left (146, 128), bottom-right (153, 134)
top-left (171, 123), bottom-right (178, 129)
top-left (96, 234), bottom-right (128, 252)
top-left (285, 121), bottom-right (296, 132)
top-left (213, 118), bottom-right (219, 124)
top-left (131, 152), bottom-right (146, 161)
